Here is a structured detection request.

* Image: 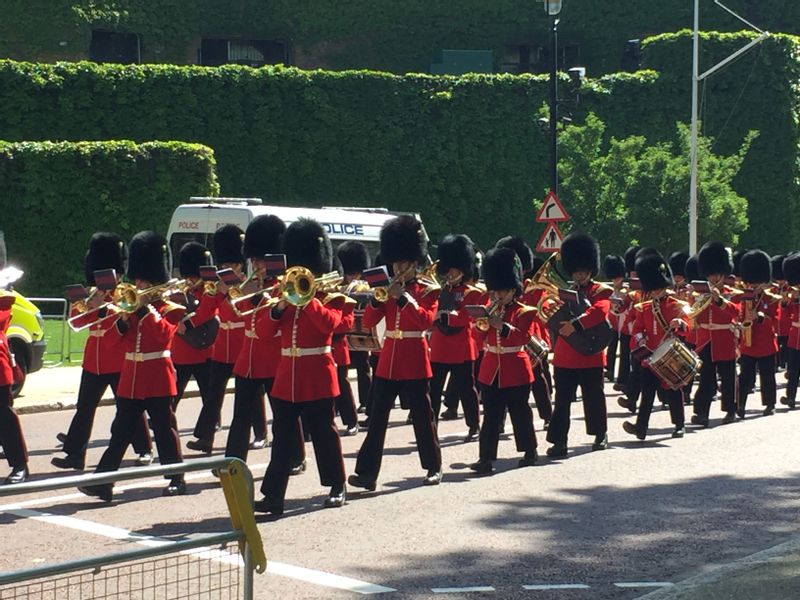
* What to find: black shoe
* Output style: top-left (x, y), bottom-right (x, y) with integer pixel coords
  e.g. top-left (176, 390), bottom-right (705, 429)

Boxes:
top-left (51, 455), bottom-right (85, 471)
top-left (214, 422), bottom-right (222, 432)
top-left (253, 497), bottom-right (284, 516)
top-left (617, 397), bottom-right (636, 414)
top-left (347, 473), bottom-right (377, 491)
top-left (289, 460), bottom-right (307, 476)
top-left (3, 466), bottom-right (28, 485)
top-left (79, 484), bottom-right (112, 502)
top-left (440, 408), bottom-right (459, 421)
top-left (763, 406), bottom-right (775, 416)
top-left (186, 438), bottom-right (213, 454)
top-left (469, 460), bottom-right (493, 474)
top-left (357, 404), bottom-right (367, 414)
top-left (690, 414), bottom-right (709, 428)
top-left (721, 411), bottom-right (736, 424)
top-left (623, 421), bottom-right (645, 441)
top-left (592, 433), bottom-right (609, 450)
top-left (56, 432), bottom-right (68, 444)
top-left (463, 426), bottom-right (479, 443)
top-left (613, 382), bottom-right (627, 392)
top-left (604, 371), bottom-right (615, 382)
top-left (672, 427), bottom-right (685, 438)
top-left (518, 450), bottom-right (538, 467)
top-left (135, 452), bottom-right (153, 466)
top-left (736, 407), bottom-right (746, 419)
top-left (250, 436), bottom-right (267, 450)
top-left (304, 433), bottom-right (311, 443)
top-left (405, 415), bottom-right (413, 425)
top-left (422, 469), bottom-right (442, 486)
top-left (323, 485), bottom-right (346, 508)
top-left (358, 417), bottom-right (371, 430)
top-left (343, 425), bottom-right (359, 437)
top-left (543, 419), bottom-right (550, 431)
top-left (163, 479), bottom-right (187, 497)
top-left (546, 444), bottom-right (568, 458)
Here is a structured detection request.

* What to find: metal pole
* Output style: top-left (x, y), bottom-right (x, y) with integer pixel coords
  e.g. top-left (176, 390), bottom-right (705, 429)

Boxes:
top-left (549, 17), bottom-right (559, 195)
top-left (689, 0), bottom-right (700, 254)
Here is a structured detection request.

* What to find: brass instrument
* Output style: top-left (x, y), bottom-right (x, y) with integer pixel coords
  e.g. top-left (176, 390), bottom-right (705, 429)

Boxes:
top-left (204, 281), bottom-right (219, 295)
top-left (280, 267), bottom-right (342, 307)
top-left (475, 300), bottom-right (502, 332)
top-left (373, 264), bottom-right (416, 303)
top-left (67, 287), bottom-right (117, 332)
top-left (70, 286), bottom-right (99, 316)
top-left (227, 271), bottom-right (260, 300)
top-left (525, 253), bottom-right (571, 320)
top-left (111, 279), bottom-right (186, 313)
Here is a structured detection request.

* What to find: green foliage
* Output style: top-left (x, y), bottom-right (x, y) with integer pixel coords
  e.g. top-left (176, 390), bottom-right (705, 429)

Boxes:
top-left (0, 140), bottom-right (219, 295)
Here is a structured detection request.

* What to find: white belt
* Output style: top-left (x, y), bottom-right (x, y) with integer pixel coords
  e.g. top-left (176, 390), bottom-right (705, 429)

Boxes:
top-left (281, 345), bottom-right (332, 357)
top-left (219, 322), bottom-right (245, 330)
top-left (88, 330), bottom-right (105, 337)
top-left (487, 345), bottom-right (525, 354)
top-left (792, 321), bottom-right (800, 329)
top-left (384, 330), bottom-right (425, 340)
top-left (125, 350), bottom-right (171, 362)
top-left (698, 323), bottom-right (734, 331)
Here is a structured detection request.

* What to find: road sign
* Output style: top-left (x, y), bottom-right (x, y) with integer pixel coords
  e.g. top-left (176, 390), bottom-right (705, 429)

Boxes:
top-left (535, 222), bottom-right (564, 253)
top-left (535, 191), bottom-right (570, 223)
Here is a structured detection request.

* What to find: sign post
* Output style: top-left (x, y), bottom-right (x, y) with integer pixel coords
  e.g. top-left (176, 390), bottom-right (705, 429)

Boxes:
top-left (535, 191), bottom-right (569, 253)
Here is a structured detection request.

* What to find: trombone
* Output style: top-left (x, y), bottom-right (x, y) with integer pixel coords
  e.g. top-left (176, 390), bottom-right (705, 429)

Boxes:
top-left (372, 264), bottom-right (418, 303)
top-left (111, 279), bottom-right (187, 313)
top-left (67, 287), bottom-right (117, 332)
top-left (227, 271), bottom-right (262, 300)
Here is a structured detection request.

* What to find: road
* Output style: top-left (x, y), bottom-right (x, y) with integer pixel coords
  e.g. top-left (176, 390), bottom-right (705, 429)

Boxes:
top-left (1, 380), bottom-right (800, 599)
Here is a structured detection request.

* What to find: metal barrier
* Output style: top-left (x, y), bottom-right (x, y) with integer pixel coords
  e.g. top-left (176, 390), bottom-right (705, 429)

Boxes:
top-left (0, 457), bottom-right (266, 600)
top-left (27, 297), bottom-right (69, 365)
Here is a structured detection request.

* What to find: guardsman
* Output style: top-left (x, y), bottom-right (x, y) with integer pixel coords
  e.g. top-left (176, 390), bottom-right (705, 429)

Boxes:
top-left (780, 254), bottom-right (800, 409)
top-left (622, 253), bottom-right (689, 440)
top-left (615, 246), bottom-right (641, 393)
top-left (0, 285), bottom-right (28, 484)
top-left (683, 254), bottom-right (700, 404)
top-left (771, 254), bottom-right (790, 370)
top-left (429, 234), bottom-right (483, 441)
top-left (604, 255), bottom-right (626, 385)
top-left (545, 232), bottom-right (612, 457)
top-left (254, 218), bottom-right (350, 515)
top-left (691, 241), bottom-right (740, 427)
top-left (79, 231), bottom-right (186, 501)
top-left (469, 247), bottom-right (539, 474)
top-left (736, 250), bottom-right (781, 418)
top-left (54, 233), bottom-right (152, 471)
top-left (349, 215), bottom-right (443, 491)
top-left (330, 247), bottom-right (359, 437)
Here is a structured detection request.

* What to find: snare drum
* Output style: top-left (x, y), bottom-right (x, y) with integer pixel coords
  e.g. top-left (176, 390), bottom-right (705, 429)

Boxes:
top-left (643, 338), bottom-right (702, 390)
top-left (525, 336), bottom-right (550, 367)
top-left (346, 312), bottom-right (386, 352)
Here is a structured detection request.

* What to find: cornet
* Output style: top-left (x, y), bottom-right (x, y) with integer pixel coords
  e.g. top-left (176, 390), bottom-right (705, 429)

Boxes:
top-left (372, 264), bottom-right (417, 303)
top-left (475, 300), bottom-right (503, 332)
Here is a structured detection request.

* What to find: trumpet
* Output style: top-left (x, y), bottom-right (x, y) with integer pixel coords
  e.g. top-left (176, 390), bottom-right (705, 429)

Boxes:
top-left (475, 300), bottom-right (503, 332)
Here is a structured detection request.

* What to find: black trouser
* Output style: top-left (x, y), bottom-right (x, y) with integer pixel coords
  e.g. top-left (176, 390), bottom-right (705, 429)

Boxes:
top-left (694, 345), bottom-right (737, 418)
top-left (355, 377), bottom-right (441, 481)
top-left (350, 351), bottom-right (372, 408)
top-left (738, 353), bottom-right (777, 410)
top-left (444, 354), bottom-right (483, 410)
top-left (0, 385), bottom-right (27, 469)
top-left (626, 356), bottom-right (643, 408)
top-left (531, 357), bottom-right (553, 423)
top-left (225, 376), bottom-right (273, 461)
top-left (334, 364), bottom-right (358, 428)
top-left (617, 334), bottom-right (632, 386)
top-left (174, 361), bottom-right (211, 408)
top-left (778, 335), bottom-right (788, 369)
top-left (606, 329), bottom-right (620, 379)
top-left (194, 360), bottom-right (234, 440)
top-left (364, 354), bottom-right (380, 417)
top-left (63, 370), bottom-right (151, 462)
top-left (547, 367), bottom-right (607, 447)
top-left (97, 397), bottom-right (182, 480)
top-left (479, 381), bottom-right (536, 461)
top-left (684, 342), bottom-right (697, 403)
top-left (634, 368), bottom-right (685, 435)
top-left (430, 361), bottom-right (479, 429)
top-left (261, 397), bottom-right (344, 502)
top-left (786, 347), bottom-right (800, 402)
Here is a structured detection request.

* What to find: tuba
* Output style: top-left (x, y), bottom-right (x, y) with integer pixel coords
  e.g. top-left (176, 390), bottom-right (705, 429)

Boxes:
top-left (525, 253), bottom-right (572, 319)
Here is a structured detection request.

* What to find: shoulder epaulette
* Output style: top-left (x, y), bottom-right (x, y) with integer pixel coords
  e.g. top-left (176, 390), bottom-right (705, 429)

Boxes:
top-left (465, 284), bottom-right (483, 295)
top-left (592, 283), bottom-right (614, 298)
top-left (764, 290), bottom-right (782, 303)
top-left (161, 300), bottom-right (186, 313)
top-left (322, 292), bottom-right (356, 306)
top-left (633, 300), bottom-right (651, 312)
top-left (422, 283), bottom-right (441, 297)
top-left (516, 302), bottom-right (537, 316)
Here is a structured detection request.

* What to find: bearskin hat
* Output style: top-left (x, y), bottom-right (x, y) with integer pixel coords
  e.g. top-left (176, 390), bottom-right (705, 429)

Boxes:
top-left (603, 255), bottom-right (626, 280)
top-left (685, 254), bottom-right (699, 283)
top-left (636, 253), bottom-right (673, 292)
top-left (495, 236), bottom-right (534, 277)
top-left (783, 254), bottom-right (800, 286)
top-left (213, 224), bottom-right (244, 266)
top-left (178, 242), bottom-right (211, 277)
top-left (84, 232), bottom-right (126, 285)
top-left (127, 231), bottom-right (169, 284)
top-left (436, 234), bottom-right (475, 281)
top-left (698, 241), bottom-right (732, 278)
top-left (771, 254), bottom-right (786, 281)
top-left (483, 247), bottom-right (523, 293)
top-left (283, 218), bottom-right (333, 276)
top-left (243, 215), bottom-right (285, 259)
top-left (732, 249), bottom-right (746, 278)
top-left (740, 249), bottom-right (771, 284)
top-left (668, 252), bottom-right (689, 278)
top-left (337, 241), bottom-right (370, 275)
top-left (380, 215), bottom-right (427, 265)
top-left (624, 246), bottom-right (641, 274)
top-left (561, 232), bottom-right (600, 277)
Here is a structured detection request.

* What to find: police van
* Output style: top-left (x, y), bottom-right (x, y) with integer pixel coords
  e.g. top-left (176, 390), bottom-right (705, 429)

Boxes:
top-left (166, 197), bottom-right (428, 273)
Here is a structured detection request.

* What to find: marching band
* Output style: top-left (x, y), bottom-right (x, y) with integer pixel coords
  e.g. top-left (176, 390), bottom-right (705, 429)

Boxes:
top-left (0, 216), bottom-right (797, 518)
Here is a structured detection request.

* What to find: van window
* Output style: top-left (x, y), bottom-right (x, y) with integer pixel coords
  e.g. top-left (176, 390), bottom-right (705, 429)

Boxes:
top-left (170, 232), bottom-right (212, 277)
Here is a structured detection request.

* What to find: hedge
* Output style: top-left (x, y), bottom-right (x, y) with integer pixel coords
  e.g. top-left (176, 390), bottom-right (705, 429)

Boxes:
top-left (0, 140), bottom-right (219, 295)
top-left (1, 1), bottom-right (798, 75)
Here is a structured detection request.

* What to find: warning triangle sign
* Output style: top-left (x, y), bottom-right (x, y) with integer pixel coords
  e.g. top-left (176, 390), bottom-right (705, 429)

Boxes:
top-left (536, 222), bottom-right (564, 253)
top-left (535, 191), bottom-right (569, 223)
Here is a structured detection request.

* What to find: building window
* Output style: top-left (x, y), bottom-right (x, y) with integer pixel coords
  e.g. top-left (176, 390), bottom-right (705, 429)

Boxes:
top-left (90, 30), bottom-right (141, 64)
top-left (199, 39), bottom-right (288, 67)
top-left (501, 44), bottom-right (544, 74)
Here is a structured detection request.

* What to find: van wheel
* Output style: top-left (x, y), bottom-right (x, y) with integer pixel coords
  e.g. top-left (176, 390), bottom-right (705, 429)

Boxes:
top-left (10, 348), bottom-right (28, 399)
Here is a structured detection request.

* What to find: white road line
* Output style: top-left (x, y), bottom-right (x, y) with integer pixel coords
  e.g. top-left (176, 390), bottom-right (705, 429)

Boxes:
top-left (432, 586), bottom-right (495, 593)
top-left (614, 582), bottom-right (674, 588)
top-left (523, 584), bottom-right (591, 590)
top-left (266, 561), bottom-right (395, 594)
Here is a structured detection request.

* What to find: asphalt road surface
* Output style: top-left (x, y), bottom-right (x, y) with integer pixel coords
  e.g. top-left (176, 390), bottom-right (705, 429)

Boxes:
top-left (1, 380), bottom-right (799, 599)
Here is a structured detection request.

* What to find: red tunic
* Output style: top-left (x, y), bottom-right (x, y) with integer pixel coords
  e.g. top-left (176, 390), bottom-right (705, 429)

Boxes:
top-left (738, 291), bottom-right (780, 358)
top-left (171, 289), bottom-right (218, 366)
top-left (263, 293), bottom-right (344, 402)
top-left (116, 301), bottom-right (186, 400)
top-left (523, 285), bottom-right (551, 347)
top-left (211, 296), bottom-right (244, 364)
top-left (430, 284), bottom-right (484, 364)
top-left (477, 302), bottom-right (537, 388)
top-left (364, 281), bottom-right (438, 380)
top-left (233, 294), bottom-right (282, 380)
top-left (631, 295), bottom-right (689, 352)
top-left (332, 301), bottom-right (356, 367)
top-left (787, 301), bottom-right (800, 351)
top-left (692, 290), bottom-right (740, 362)
top-left (551, 282), bottom-right (612, 369)
top-left (0, 294), bottom-right (16, 385)
top-left (69, 293), bottom-right (125, 375)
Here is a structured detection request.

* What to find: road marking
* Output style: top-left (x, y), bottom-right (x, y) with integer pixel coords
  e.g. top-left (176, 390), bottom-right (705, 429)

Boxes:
top-left (523, 584), bottom-right (591, 590)
top-left (432, 586), bottom-right (495, 593)
top-left (267, 561), bottom-right (395, 594)
top-left (614, 582), bottom-right (674, 588)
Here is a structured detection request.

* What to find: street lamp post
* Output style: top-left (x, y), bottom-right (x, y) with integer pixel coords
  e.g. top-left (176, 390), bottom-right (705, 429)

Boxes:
top-left (544, 0), bottom-right (563, 196)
